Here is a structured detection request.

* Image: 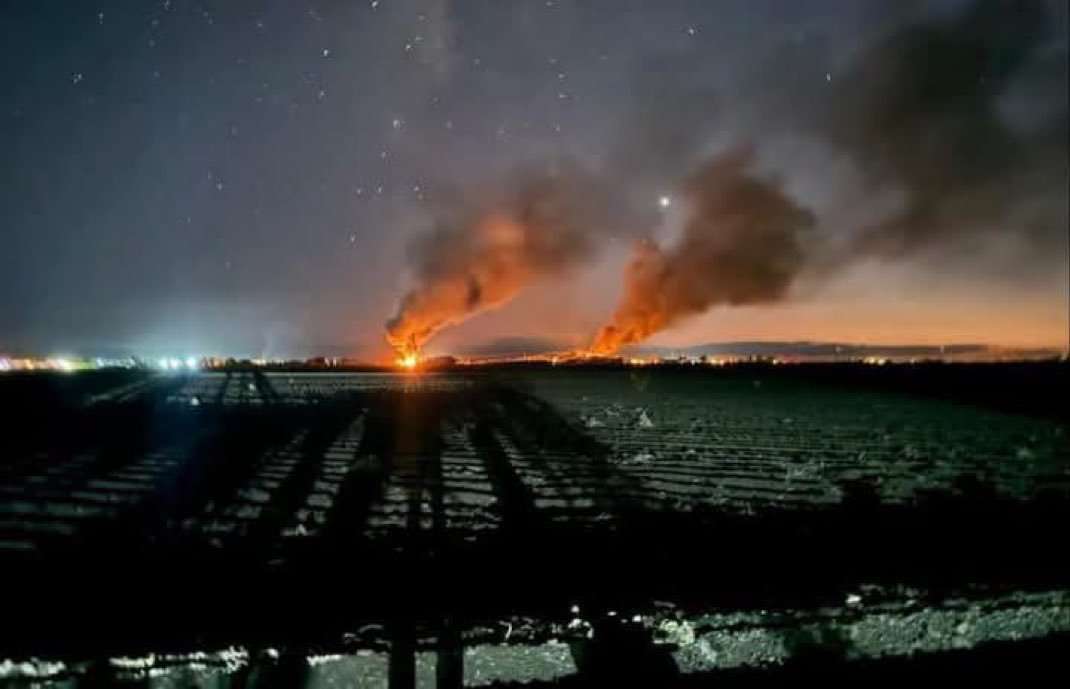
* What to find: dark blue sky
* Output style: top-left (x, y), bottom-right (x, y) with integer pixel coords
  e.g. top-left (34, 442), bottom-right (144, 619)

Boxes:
top-left (2, 1), bottom-right (1066, 358)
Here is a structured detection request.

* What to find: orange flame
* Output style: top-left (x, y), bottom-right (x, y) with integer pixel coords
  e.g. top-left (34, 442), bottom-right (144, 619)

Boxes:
top-left (392, 337), bottom-right (421, 370)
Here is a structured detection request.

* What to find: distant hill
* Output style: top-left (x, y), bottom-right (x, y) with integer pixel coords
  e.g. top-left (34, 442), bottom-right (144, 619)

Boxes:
top-left (632, 341), bottom-right (1063, 361)
top-left (421, 337), bottom-right (1064, 362)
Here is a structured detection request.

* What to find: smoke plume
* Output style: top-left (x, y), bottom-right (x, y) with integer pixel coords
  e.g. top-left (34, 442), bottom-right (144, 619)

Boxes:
top-left (589, 0), bottom-right (1065, 354)
top-left (385, 164), bottom-right (624, 357)
top-left (591, 149), bottom-right (815, 354)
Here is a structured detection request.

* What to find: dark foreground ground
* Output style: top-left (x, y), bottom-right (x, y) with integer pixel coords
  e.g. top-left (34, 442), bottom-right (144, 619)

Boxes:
top-left (0, 362), bottom-right (1067, 686)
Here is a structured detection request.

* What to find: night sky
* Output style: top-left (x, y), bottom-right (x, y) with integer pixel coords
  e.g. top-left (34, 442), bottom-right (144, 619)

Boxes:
top-left (2, 0), bottom-right (1067, 359)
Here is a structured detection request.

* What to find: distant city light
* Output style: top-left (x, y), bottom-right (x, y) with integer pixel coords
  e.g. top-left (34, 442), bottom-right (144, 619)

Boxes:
top-left (156, 357), bottom-right (187, 371)
top-left (185, 357), bottom-right (199, 370)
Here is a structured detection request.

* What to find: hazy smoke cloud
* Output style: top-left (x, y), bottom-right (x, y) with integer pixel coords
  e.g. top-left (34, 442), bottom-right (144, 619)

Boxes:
top-left (820, 0), bottom-right (1067, 258)
top-left (591, 149), bottom-right (815, 354)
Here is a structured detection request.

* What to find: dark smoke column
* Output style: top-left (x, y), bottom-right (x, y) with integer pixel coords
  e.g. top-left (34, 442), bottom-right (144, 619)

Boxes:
top-left (385, 213), bottom-right (542, 360)
top-left (386, 166), bottom-right (619, 359)
top-left (591, 149), bottom-right (815, 355)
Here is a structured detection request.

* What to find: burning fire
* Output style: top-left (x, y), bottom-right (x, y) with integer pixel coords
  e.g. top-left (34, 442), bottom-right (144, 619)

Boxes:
top-left (384, 168), bottom-right (613, 366)
top-left (389, 332), bottom-right (422, 370)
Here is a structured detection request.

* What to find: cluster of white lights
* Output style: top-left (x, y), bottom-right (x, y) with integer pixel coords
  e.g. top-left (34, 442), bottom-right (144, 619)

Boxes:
top-left (156, 357), bottom-right (200, 371)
